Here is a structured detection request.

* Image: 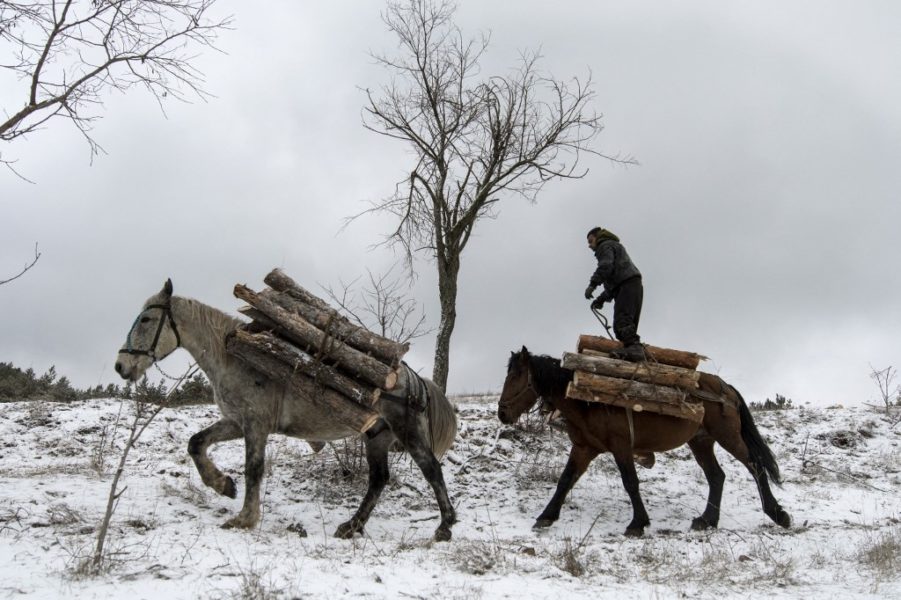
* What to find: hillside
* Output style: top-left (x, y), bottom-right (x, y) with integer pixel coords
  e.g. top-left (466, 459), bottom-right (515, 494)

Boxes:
top-left (0, 396), bottom-right (898, 599)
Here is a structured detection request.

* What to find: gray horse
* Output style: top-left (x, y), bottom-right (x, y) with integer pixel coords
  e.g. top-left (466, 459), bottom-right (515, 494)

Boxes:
top-left (115, 280), bottom-right (458, 541)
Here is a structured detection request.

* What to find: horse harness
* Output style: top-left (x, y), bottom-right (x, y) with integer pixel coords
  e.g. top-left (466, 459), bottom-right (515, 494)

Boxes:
top-left (366, 363), bottom-right (431, 440)
top-left (118, 301), bottom-right (181, 361)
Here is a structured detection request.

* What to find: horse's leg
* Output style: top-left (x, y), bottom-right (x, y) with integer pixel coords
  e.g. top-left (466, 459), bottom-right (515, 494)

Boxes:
top-left (612, 448), bottom-right (650, 537)
top-left (222, 420), bottom-right (269, 530)
top-left (188, 419), bottom-right (243, 498)
top-left (715, 434), bottom-right (791, 528)
top-left (394, 418), bottom-right (456, 542)
top-left (687, 434), bottom-right (725, 530)
top-left (534, 444), bottom-right (600, 528)
top-left (334, 427), bottom-right (393, 539)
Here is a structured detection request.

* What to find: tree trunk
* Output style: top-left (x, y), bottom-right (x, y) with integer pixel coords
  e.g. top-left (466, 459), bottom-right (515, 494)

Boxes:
top-left (229, 329), bottom-right (381, 406)
top-left (264, 268), bottom-right (334, 312)
top-left (226, 331), bottom-right (380, 433)
top-left (234, 284), bottom-right (398, 390)
top-left (565, 380), bottom-right (704, 423)
top-left (242, 287), bottom-right (409, 366)
top-left (571, 371), bottom-right (688, 404)
top-left (561, 352), bottom-right (700, 390)
top-left (577, 335), bottom-right (706, 370)
top-left (432, 252), bottom-right (460, 392)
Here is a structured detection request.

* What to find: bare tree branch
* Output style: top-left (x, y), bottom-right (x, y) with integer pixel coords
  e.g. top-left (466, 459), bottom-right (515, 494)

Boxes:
top-left (323, 264), bottom-right (433, 345)
top-left (354, 0), bottom-right (634, 390)
top-left (0, 1), bottom-right (232, 165)
top-left (0, 242), bottom-right (40, 285)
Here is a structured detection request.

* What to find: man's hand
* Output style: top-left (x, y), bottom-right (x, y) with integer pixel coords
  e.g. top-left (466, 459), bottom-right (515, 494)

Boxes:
top-left (584, 285), bottom-right (596, 300)
top-left (591, 291), bottom-right (612, 309)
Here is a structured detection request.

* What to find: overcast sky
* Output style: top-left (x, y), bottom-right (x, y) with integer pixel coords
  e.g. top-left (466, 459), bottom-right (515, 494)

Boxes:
top-left (2, 1), bottom-right (899, 407)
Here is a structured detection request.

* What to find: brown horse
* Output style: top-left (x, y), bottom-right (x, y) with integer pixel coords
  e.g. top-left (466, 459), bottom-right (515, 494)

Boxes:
top-left (497, 346), bottom-right (792, 536)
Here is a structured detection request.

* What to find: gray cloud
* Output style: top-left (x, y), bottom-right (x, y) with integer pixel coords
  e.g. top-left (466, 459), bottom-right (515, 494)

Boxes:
top-left (2, 1), bottom-right (898, 406)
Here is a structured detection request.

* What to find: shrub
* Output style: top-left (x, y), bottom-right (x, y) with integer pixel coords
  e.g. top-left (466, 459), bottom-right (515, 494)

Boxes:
top-left (750, 393), bottom-right (794, 411)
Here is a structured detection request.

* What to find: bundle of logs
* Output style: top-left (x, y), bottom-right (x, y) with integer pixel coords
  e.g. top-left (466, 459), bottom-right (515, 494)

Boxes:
top-left (224, 269), bottom-right (409, 434)
top-left (563, 335), bottom-right (707, 423)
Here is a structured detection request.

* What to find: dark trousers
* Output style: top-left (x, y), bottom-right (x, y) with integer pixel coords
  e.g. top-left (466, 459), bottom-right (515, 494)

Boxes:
top-left (612, 277), bottom-right (643, 346)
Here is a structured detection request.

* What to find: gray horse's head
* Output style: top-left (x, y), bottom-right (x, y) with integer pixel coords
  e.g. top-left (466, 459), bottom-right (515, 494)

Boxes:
top-left (115, 279), bottom-right (181, 381)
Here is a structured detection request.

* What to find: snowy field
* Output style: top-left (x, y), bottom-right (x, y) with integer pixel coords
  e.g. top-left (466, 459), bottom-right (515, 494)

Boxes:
top-left (0, 395), bottom-right (898, 599)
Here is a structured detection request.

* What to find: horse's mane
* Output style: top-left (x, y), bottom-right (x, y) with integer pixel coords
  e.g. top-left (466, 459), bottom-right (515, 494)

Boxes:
top-left (173, 296), bottom-right (243, 365)
top-left (512, 351), bottom-right (573, 398)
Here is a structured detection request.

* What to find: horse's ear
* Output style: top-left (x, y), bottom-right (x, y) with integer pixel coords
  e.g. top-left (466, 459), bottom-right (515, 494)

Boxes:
top-left (520, 345), bottom-right (529, 355)
top-left (163, 278), bottom-right (173, 297)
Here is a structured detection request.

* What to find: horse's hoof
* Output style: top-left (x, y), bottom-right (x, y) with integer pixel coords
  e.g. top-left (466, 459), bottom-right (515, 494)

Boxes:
top-left (776, 510), bottom-right (792, 529)
top-left (624, 527), bottom-right (645, 538)
top-left (221, 476), bottom-right (237, 499)
top-left (691, 516), bottom-right (717, 531)
top-left (433, 526), bottom-right (452, 542)
top-left (334, 521), bottom-right (362, 539)
top-left (533, 518), bottom-right (555, 529)
top-left (221, 516), bottom-right (255, 530)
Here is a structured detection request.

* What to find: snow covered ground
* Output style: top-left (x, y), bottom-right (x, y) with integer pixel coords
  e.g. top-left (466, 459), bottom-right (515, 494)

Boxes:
top-left (0, 395), bottom-right (898, 599)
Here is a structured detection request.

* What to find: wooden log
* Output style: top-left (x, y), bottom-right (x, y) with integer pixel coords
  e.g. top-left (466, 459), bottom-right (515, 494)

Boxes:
top-left (572, 371), bottom-right (688, 405)
top-left (230, 329), bottom-right (381, 406)
top-left (226, 333), bottom-right (380, 433)
top-left (566, 382), bottom-right (704, 423)
top-left (234, 284), bottom-right (398, 390)
top-left (238, 306), bottom-right (279, 330)
top-left (263, 268), bottom-right (334, 312)
top-left (256, 286), bottom-right (408, 367)
top-left (561, 352), bottom-right (700, 390)
top-left (260, 289), bottom-right (410, 367)
top-left (577, 335), bottom-right (705, 370)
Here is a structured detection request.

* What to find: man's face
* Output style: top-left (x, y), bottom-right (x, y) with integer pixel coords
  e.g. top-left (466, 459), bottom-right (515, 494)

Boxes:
top-left (587, 234), bottom-right (597, 250)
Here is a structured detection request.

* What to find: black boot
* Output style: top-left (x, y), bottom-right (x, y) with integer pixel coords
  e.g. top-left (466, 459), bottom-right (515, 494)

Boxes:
top-left (611, 343), bottom-right (646, 362)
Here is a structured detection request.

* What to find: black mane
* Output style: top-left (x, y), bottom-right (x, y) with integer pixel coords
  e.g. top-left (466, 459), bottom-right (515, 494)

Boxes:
top-left (510, 350), bottom-right (572, 398)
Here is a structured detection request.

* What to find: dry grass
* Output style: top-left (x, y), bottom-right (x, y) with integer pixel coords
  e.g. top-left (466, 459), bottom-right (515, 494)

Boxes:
top-left (556, 537), bottom-right (585, 577)
top-left (857, 527), bottom-right (901, 578)
top-left (160, 478), bottom-right (211, 509)
top-left (451, 539), bottom-right (501, 575)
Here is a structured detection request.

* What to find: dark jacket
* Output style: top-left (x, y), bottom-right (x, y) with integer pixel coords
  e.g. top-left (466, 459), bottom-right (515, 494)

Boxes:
top-left (589, 230), bottom-right (641, 295)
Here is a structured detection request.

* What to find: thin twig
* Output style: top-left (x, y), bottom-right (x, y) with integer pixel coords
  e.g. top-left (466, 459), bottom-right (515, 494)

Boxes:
top-left (0, 243), bottom-right (41, 286)
top-left (92, 364), bottom-right (199, 568)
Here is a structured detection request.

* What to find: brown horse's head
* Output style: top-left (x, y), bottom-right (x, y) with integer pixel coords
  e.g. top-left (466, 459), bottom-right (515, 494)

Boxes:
top-left (498, 346), bottom-right (540, 424)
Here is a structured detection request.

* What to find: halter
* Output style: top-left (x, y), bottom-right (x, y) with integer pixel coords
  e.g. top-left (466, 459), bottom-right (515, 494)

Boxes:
top-left (503, 363), bottom-right (545, 415)
top-left (118, 301), bottom-right (181, 361)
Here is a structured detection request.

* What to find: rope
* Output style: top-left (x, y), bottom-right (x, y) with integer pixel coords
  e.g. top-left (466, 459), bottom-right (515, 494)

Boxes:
top-left (590, 306), bottom-right (615, 341)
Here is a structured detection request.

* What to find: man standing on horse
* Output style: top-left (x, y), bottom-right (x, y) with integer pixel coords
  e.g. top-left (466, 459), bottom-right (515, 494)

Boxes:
top-left (584, 226), bottom-right (646, 361)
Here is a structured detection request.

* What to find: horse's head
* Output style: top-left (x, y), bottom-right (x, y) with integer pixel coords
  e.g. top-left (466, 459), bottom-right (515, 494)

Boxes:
top-left (498, 345), bottom-right (540, 424)
top-left (114, 279), bottom-right (181, 381)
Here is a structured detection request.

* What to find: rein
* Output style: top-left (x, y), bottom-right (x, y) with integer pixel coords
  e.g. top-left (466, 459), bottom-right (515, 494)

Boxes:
top-left (118, 302), bottom-right (181, 361)
top-left (591, 306), bottom-right (615, 340)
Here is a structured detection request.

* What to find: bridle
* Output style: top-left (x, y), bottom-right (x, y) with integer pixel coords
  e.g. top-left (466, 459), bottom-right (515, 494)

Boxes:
top-left (501, 362), bottom-right (546, 416)
top-left (118, 301), bottom-right (181, 361)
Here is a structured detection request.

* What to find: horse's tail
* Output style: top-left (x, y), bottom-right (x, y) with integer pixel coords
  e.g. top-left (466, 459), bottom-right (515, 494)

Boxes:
top-left (733, 384), bottom-right (782, 485)
top-left (425, 380), bottom-right (458, 459)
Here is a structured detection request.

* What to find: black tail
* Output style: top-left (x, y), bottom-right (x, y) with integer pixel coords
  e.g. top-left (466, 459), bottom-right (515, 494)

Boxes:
top-left (733, 385), bottom-right (782, 485)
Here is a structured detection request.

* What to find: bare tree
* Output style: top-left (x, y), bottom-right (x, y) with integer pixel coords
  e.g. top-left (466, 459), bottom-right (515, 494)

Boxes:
top-left (324, 265), bottom-right (432, 345)
top-left (358, 0), bottom-right (632, 391)
top-left (0, 241), bottom-right (40, 285)
top-left (0, 0), bottom-right (231, 172)
top-left (870, 365), bottom-right (900, 416)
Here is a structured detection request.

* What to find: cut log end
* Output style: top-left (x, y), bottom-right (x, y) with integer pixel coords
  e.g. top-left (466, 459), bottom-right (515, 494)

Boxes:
top-left (384, 370), bottom-right (398, 391)
top-left (359, 413), bottom-right (381, 434)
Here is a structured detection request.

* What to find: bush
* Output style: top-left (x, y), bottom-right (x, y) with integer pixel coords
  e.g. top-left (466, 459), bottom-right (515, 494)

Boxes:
top-left (750, 393), bottom-right (794, 411)
top-left (0, 362), bottom-right (79, 402)
top-left (0, 360), bottom-right (212, 405)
